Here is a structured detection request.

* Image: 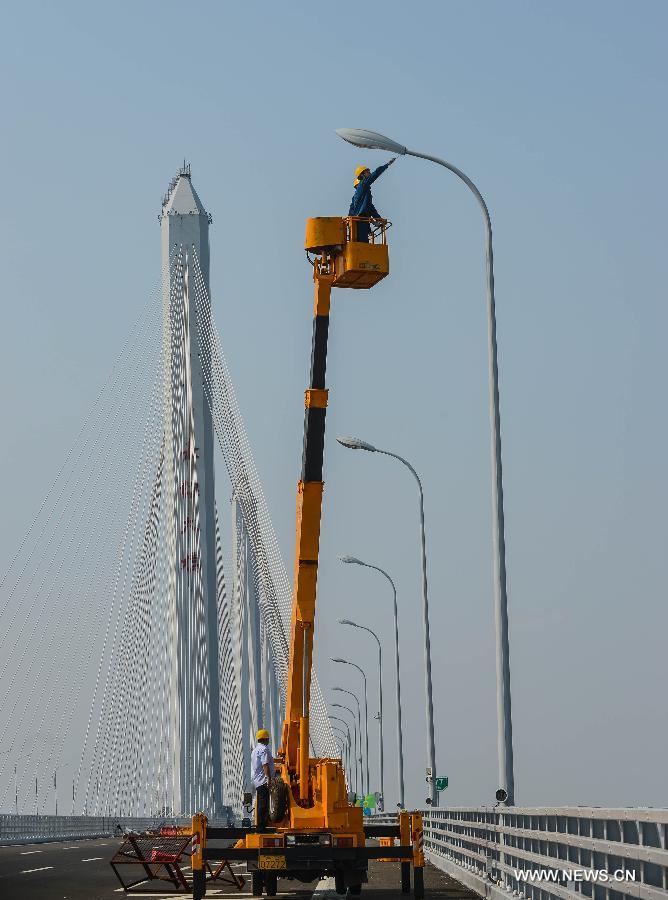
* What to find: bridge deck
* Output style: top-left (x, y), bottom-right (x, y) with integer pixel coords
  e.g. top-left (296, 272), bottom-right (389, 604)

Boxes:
top-left (0, 836), bottom-right (477, 900)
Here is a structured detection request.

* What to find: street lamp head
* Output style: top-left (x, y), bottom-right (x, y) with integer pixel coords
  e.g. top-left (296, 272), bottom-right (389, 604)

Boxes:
top-left (339, 618), bottom-right (356, 627)
top-left (331, 657), bottom-right (348, 665)
top-left (337, 436), bottom-right (377, 452)
top-left (336, 128), bottom-right (407, 156)
top-left (338, 554), bottom-right (365, 566)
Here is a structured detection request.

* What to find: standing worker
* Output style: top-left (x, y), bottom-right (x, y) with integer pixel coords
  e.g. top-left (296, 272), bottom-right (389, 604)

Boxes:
top-left (251, 728), bottom-right (275, 832)
top-left (348, 158), bottom-right (396, 243)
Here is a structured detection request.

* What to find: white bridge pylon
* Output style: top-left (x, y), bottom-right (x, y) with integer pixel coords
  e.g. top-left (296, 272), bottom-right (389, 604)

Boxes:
top-left (0, 166), bottom-right (336, 819)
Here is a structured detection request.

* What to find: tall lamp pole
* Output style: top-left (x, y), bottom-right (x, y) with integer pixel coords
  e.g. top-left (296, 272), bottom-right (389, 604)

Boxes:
top-left (335, 127), bottom-right (514, 804)
top-left (337, 438), bottom-right (438, 806)
top-left (339, 619), bottom-right (384, 811)
top-left (333, 658), bottom-right (370, 796)
top-left (340, 555), bottom-right (405, 808)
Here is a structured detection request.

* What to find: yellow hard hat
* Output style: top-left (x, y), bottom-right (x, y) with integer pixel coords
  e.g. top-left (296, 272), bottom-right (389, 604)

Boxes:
top-left (354, 165), bottom-right (371, 187)
top-left (256, 728), bottom-right (270, 741)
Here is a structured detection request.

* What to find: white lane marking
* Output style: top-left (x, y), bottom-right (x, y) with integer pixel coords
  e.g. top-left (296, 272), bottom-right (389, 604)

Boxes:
top-left (81, 856), bottom-right (104, 861)
top-left (20, 849), bottom-right (43, 854)
top-left (20, 866), bottom-right (54, 873)
top-left (62, 846), bottom-right (80, 849)
top-left (313, 876), bottom-right (337, 899)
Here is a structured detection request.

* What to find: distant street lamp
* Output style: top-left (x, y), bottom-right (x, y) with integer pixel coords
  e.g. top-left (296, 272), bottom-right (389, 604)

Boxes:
top-left (340, 555), bottom-right (405, 808)
top-left (336, 127), bottom-right (515, 804)
top-left (332, 658), bottom-right (370, 796)
top-left (332, 687), bottom-right (364, 793)
top-left (54, 764), bottom-right (68, 817)
top-left (339, 619), bottom-right (384, 811)
top-left (337, 437), bottom-right (437, 806)
top-left (330, 706), bottom-right (360, 795)
top-left (330, 724), bottom-right (352, 788)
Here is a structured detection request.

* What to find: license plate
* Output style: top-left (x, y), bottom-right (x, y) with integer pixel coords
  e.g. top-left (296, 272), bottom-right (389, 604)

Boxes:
top-left (259, 854), bottom-right (286, 870)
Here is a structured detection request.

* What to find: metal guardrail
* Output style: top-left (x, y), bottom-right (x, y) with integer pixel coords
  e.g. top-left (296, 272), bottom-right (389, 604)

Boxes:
top-left (374, 808), bottom-right (668, 900)
top-left (0, 814), bottom-right (190, 846)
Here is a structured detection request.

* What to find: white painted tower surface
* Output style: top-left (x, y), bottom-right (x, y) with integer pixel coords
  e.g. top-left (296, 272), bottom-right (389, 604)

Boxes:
top-left (160, 165), bottom-right (223, 816)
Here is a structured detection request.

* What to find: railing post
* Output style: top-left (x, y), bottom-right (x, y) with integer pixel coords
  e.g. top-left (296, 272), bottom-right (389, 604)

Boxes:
top-left (400, 810), bottom-right (411, 894)
top-left (192, 812), bottom-right (207, 899)
top-left (411, 811), bottom-right (425, 899)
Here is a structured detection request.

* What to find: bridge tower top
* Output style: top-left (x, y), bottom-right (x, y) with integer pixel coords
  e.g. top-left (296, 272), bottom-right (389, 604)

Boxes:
top-left (160, 162), bottom-right (212, 222)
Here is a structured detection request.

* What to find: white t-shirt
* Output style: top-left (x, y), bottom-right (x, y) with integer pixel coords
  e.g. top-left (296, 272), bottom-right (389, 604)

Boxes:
top-left (251, 742), bottom-right (275, 789)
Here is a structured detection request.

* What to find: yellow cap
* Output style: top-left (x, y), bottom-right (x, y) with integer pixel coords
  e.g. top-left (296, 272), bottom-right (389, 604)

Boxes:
top-left (354, 165), bottom-right (371, 187)
top-left (256, 728), bottom-right (270, 741)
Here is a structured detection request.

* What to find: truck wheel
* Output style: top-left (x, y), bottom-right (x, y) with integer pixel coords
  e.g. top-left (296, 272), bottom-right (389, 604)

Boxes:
top-left (252, 871), bottom-right (264, 896)
top-left (269, 776), bottom-right (289, 822)
top-left (335, 872), bottom-right (346, 895)
top-left (265, 874), bottom-right (278, 897)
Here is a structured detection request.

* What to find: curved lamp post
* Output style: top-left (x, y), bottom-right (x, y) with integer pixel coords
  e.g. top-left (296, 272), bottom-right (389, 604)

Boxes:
top-left (332, 687), bottom-right (364, 794)
top-left (329, 716), bottom-right (355, 793)
top-left (340, 555), bottom-right (405, 808)
top-left (339, 619), bottom-right (384, 811)
top-left (329, 732), bottom-right (350, 784)
top-left (335, 127), bottom-right (514, 805)
top-left (330, 716), bottom-right (354, 789)
top-left (330, 724), bottom-right (352, 788)
top-left (332, 658), bottom-right (370, 796)
top-left (331, 704), bottom-right (361, 795)
top-left (337, 437), bottom-right (437, 806)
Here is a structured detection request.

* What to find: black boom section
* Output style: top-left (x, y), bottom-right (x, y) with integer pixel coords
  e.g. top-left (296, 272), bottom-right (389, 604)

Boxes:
top-left (310, 315), bottom-right (329, 389)
top-left (301, 408), bottom-right (326, 482)
top-left (300, 313), bottom-right (330, 482)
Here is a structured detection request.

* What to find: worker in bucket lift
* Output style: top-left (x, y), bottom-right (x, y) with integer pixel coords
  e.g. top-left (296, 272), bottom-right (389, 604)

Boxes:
top-left (348, 158), bottom-right (396, 243)
top-left (251, 728), bottom-right (275, 832)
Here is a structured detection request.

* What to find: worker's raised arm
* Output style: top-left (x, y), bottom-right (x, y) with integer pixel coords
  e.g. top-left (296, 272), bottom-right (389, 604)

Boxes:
top-left (365, 158), bottom-right (396, 187)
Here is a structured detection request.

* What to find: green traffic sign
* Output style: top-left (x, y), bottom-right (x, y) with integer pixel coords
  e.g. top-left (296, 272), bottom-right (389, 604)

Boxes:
top-left (435, 776), bottom-right (448, 792)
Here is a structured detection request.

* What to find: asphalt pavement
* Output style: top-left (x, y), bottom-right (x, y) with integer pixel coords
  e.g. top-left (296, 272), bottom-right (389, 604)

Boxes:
top-left (0, 836), bottom-right (473, 900)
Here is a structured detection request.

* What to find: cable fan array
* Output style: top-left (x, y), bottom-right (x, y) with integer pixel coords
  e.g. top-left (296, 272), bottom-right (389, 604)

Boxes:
top-left (0, 244), bottom-right (336, 819)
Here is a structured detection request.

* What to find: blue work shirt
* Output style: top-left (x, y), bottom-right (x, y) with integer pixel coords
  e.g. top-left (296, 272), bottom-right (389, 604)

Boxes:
top-left (251, 742), bottom-right (275, 789)
top-left (348, 162), bottom-right (391, 219)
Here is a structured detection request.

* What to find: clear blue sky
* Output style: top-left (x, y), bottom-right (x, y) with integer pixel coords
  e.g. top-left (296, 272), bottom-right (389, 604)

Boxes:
top-left (1, 1), bottom-right (666, 809)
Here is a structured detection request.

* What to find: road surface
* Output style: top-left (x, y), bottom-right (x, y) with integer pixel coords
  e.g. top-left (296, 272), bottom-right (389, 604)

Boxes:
top-left (0, 836), bottom-right (476, 899)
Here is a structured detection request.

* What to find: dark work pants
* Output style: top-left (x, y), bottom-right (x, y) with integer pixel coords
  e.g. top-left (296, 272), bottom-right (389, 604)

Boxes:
top-left (256, 783), bottom-right (269, 832)
top-left (355, 222), bottom-right (371, 243)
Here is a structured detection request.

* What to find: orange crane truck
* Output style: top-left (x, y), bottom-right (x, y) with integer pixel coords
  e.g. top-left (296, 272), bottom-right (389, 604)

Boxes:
top-left (192, 216), bottom-right (424, 899)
